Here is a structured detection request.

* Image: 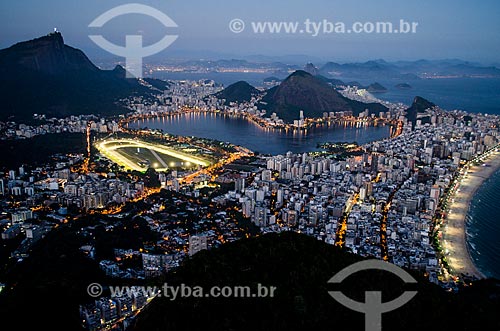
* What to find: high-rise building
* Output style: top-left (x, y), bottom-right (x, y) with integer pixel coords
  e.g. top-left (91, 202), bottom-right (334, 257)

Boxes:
top-left (24, 186), bottom-right (34, 196)
top-left (79, 305), bottom-right (101, 330)
top-left (245, 189), bottom-right (256, 200)
top-left (308, 205), bottom-right (320, 226)
top-left (256, 190), bottom-right (265, 202)
top-left (430, 186), bottom-right (441, 211)
top-left (1, 224), bottom-right (21, 240)
top-left (267, 159), bottom-right (275, 170)
top-left (113, 295), bottom-right (134, 318)
top-left (364, 181), bottom-right (373, 197)
top-left (172, 178), bottom-right (180, 192)
top-left (261, 170), bottom-right (272, 181)
top-left (189, 235), bottom-right (208, 256)
top-left (11, 209), bottom-right (33, 223)
top-left (26, 225), bottom-right (43, 241)
top-left (285, 210), bottom-right (297, 226)
top-left (277, 189), bottom-right (284, 205)
top-left (95, 298), bottom-right (118, 323)
top-left (253, 206), bottom-right (268, 227)
top-left (359, 187), bottom-right (367, 201)
top-left (11, 187), bottom-right (22, 196)
top-left (242, 198), bottom-right (252, 217)
top-left (142, 253), bottom-right (169, 278)
top-left (371, 153), bottom-right (379, 173)
top-left (235, 178), bottom-right (245, 193)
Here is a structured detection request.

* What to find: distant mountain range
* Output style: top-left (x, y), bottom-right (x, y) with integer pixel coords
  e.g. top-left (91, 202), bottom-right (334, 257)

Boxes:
top-left (319, 60), bottom-right (419, 80)
top-left (303, 63), bottom-right (387, 92)
top-left (318, 59), bottom-right (500, 80)
top-left (0, 32), bottom-right (154, 121)
top-left (157, 57), bottom-right (500, 83)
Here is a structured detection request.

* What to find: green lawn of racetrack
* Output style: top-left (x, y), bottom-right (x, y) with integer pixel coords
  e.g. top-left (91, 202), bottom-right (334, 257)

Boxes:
top-left (115, 147), bottom-right (197, 170)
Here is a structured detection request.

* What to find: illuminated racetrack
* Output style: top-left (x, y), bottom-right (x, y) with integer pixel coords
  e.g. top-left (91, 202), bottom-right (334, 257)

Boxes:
top-left (96, 139), bottom-right (211, 172)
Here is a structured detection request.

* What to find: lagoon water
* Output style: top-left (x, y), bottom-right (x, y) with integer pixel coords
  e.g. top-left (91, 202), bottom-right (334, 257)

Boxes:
top-left (128, 112), bottom-right (390, 155)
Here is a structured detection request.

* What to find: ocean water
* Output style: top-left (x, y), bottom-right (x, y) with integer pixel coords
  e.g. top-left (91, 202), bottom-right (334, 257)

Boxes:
top-left (466, 168), bottom-right (500, 279)
top-left (369, 78), bottom-right (500, 115)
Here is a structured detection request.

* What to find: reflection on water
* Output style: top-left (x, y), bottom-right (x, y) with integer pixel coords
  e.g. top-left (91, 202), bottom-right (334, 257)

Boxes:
top-left (128, 112), bottom-right (391, 155)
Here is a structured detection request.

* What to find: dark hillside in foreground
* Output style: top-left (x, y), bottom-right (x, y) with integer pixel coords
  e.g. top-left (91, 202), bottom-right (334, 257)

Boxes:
top-left (132, 232), bottom-right (500, 331)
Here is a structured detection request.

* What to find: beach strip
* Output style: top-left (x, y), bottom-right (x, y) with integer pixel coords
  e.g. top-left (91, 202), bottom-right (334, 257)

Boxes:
top-left (442, 148), bottom-right (500, 279)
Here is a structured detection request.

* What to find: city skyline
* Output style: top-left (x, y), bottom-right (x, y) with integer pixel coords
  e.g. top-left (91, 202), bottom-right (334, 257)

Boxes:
top-left (1, 2), bottom-right (500, 330)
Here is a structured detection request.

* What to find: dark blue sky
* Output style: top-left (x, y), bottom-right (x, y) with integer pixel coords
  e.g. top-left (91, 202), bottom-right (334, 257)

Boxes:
top-left (1, 0), bottom-right (500, 64)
